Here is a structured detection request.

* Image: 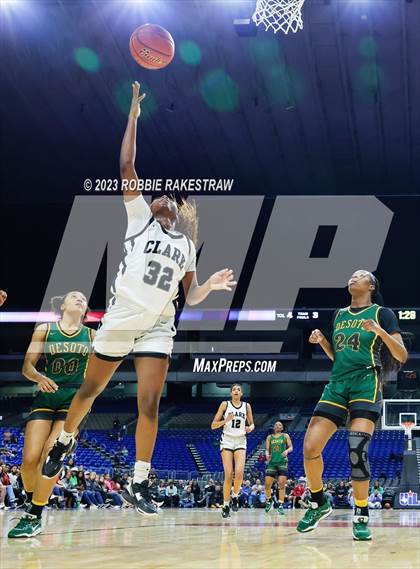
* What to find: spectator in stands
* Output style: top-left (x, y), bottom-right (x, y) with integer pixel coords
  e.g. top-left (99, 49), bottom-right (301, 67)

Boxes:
top-left (179, 487), bottom-right (195, 508)
top-left (84, 472), bottom-right (105, 508)
top-left (1, 465), bottom-right (17, 508)
top-left (190, 480), bottom-right (201, 504)
top-left (290, 480), bottom-right (305, 509)
top-left (212, 484), bottom-right (223, 508)
top-left (323, 482), bottom-right (335, 508)
top-left (0, 483), bottom-right (6, 510)
top-left (165, 480), bottom-right (179, 508)
top-left (368, 490), bottom-right (382, 510)
top-left (334, 480), bottom-right (350, 509)
top-left (249, 479), bottom-right (264, 508)
top-left (370, 480), bottom-right (384, 495)
top-left (8, 465), bottom-right (24, 506)
top-left (239, 480), bottom-right (252, 508)
top-left (61, 470), bottom-right (80, 508)
top-left (197, 479), bottom-right (215, 508)
top-left (47, 474), bottom-right (65, 509)
top-left (3, 431), bottom-right (12, 446)
top-left (76, 470), bottom-right (99, 509)
top-left (102, 473), bottom-right (123, 508)
top-left (157, 480), bottom-right (167, 503)
top-left (348, 481), bottom-right (354, 508)
top-left (284, 479), bottom-right (295, 508)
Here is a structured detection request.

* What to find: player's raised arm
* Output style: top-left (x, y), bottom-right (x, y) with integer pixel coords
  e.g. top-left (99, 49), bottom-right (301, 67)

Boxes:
top-left (182, 269), bottom-right (237, 306)
top-left (120, 81), bottom-right (146, 202)
top-left (211, 402), bottom-right (233, 430)
top-left (22, 324), bottom-right (58, 393)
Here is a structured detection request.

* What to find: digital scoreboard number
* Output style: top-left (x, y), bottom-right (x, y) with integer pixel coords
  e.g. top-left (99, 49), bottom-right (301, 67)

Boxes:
top-left (398, 310), bottom-right (417, 320)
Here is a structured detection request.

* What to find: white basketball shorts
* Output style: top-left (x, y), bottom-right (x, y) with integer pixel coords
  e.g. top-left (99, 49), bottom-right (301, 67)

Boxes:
top-left (93, 299), bottom-right (176, 360)
top-left (220, 433), bottom-right (247, 452)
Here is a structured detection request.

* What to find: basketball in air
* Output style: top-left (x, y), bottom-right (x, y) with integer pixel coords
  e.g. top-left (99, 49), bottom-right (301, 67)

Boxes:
top-left (129, 24), bottom-right (175, 70)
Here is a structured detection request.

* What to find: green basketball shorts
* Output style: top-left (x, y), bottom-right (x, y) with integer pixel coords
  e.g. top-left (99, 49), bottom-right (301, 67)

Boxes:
top-left (313, 367), bottom-right (382, 427)
top-left (27, 387), bottom-right (77, 422)
top-left (266, 462), bottom-right (288, 478)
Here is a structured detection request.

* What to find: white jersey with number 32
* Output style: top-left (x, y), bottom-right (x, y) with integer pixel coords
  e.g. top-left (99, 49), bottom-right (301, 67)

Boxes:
top-left (223, 400), bottom-right (247, 437)
top-left (113, 196), bottom-right (196, 317)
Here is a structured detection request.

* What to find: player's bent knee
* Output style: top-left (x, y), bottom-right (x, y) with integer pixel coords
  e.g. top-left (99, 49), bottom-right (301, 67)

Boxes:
top-left (79, 380), bottom-right (106, 399)
top-left (303, 438), bottom-right (322, 459)
top-left (348, 431), bottom-right (371, 481)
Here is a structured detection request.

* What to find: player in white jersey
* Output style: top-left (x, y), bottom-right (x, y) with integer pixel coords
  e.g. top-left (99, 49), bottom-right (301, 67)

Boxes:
top-left (43, 82), bottom-right (236, 517)
top-left (211, 384), bottom-right (255, 518)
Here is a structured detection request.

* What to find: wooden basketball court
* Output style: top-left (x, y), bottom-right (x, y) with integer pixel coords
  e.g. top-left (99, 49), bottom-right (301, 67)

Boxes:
top-left (1, 508), bottom-right (419, 569)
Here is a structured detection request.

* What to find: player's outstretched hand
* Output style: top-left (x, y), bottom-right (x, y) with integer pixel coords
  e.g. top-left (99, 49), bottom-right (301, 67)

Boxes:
top-left (129, 81), bottom-right (146, 120)
top-left (37, 376), bottom-right (59, 393)
top-left (309, 329), bottom-right (325, 344)
top-left (208, 269), bottom-right (237, 292)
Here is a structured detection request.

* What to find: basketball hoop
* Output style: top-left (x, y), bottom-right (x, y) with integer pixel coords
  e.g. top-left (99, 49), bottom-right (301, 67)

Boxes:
top-left (252, 0), bottom-right (306, 35)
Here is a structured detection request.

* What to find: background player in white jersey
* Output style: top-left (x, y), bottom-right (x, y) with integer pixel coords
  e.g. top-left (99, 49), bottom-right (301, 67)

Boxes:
top-left (211, 384), bottom-right (255, 518)
top-left (42, 82), bottom-right (236, 517)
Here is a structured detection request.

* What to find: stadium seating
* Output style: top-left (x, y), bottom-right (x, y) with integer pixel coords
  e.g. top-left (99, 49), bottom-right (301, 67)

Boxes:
top-left (0, 425), bottom-right (405, 481)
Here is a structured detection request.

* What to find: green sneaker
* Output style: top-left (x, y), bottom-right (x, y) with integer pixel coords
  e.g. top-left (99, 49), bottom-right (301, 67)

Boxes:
top-left (278, 504), bottom-right (285, 516)
top-left (352, 516), bottom-right (372, 541)
top-left (265, 499), bottom-right (273, 513)
top-left (296, 501), bottom-right (332, 533)
top-left (8, 514), bottom-right (42, 539)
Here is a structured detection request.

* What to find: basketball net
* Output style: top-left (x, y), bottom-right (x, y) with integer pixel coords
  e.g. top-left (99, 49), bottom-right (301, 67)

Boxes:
top-left (252, 0), bottom-right (306, 35)
top-left (402, 421), bottom-right (415, 451)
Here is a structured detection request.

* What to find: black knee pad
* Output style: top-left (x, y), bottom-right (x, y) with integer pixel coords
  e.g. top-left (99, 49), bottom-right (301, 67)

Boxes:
top-left (348, 431), bottom-right (371, 481)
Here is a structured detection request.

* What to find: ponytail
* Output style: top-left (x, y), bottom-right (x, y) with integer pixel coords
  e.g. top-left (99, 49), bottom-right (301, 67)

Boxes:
top-left (369, 274), bottom-right (400, 379)
top-left (50, 295), bottom-right (66, 316)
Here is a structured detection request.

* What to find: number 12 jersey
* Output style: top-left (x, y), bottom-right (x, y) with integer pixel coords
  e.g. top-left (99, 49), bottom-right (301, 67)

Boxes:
top-left (223, 400), bottom-right (247, 437)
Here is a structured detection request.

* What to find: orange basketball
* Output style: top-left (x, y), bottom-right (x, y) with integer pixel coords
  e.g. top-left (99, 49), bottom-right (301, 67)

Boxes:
top-left (129, 24), bottom-right (175, 70)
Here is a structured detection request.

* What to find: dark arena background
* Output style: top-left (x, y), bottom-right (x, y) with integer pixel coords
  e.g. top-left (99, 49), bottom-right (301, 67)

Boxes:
top-left (0, 1), bottom-right (419, 568)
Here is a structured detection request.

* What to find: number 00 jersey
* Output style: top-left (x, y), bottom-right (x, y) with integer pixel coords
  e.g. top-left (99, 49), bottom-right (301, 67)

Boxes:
top-left (44, 322), bottom-right (92, 387)
top-left (113, 196), bottom-right (196, 317)
top-left (222, 400), bottom-right (247, 437)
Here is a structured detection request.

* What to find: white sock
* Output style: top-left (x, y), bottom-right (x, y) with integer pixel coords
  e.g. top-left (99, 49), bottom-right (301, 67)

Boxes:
top-left (224, 501), bottom-right (230, 507)
top-left (133, 460), bottom-right (150, 484)
top-left (58, 430), bottom-right (75, 446)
